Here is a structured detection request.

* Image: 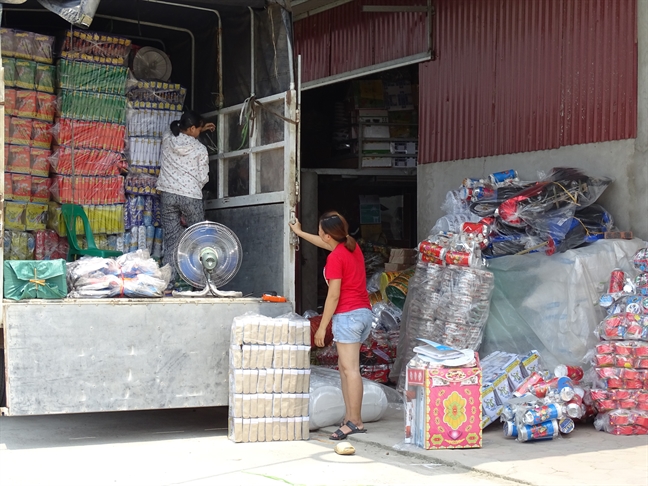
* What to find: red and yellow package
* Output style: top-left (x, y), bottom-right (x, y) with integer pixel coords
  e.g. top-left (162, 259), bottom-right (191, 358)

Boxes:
top-left (5, 115), bottom-right (12, 142)
top-left (30, 176), bottom-right (51, 203)
top-left (31, 121), bottom-right (53, 149)
top-left (16, 90), bottom-right (38, 118)
top-left (5, 88), bottom-right (17, 116)
top-left (7, 144), bottom-right (31, 174)
top-left (30, 148), bottom-right (51, 176)
top-left (4, 173), bottom-right (13, 200)
top-left (11, 174), bottom-right (32, 201)
top-left (9, 117), bottom-right (33, 146)
top-left (4, 201), bottom-right (26, 231)
top-left (25, 202), bottom-right (48, 231)
top-left (35, 93), bottom-right (56, 122)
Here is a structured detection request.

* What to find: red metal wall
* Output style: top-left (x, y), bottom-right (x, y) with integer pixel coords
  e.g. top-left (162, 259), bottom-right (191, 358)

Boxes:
top-left (294, 0), bottom-right (428, 83)
top-left (419, 0), bottom-right (638, 163)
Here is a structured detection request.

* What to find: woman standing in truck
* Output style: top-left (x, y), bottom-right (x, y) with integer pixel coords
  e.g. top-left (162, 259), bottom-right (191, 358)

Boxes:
top-left (289, 211), bottom-right (372, 440)
top-left (157, 110), bottom-right (215, 285)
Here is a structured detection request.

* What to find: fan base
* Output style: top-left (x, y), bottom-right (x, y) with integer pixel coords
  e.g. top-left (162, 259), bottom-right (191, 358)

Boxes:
top-left (172, 280), bottom-right (243, 298)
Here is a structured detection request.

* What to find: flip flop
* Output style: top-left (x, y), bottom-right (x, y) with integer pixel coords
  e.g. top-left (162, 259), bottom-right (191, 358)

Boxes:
top-left (330, 421), bottom-right (367, 440)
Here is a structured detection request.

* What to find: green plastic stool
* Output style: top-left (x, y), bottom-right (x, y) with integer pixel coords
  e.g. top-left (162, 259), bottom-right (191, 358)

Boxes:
top-left (61, 204), bottom-right (123, 262)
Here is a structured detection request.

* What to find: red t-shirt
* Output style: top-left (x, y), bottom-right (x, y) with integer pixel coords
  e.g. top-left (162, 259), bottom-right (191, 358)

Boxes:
top-left (323, 243), bottom-right (371, 314)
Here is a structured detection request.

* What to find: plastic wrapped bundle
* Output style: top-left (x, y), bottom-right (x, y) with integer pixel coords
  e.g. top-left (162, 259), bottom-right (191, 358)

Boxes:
top-left (66, 249), bottom-right (171, 298)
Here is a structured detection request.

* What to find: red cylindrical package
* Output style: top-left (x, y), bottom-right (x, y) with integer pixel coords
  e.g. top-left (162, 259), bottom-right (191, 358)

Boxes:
top-left (622, 368), bottom-right (641, 380)
top-left (615, 342), bottom-right (635, 356)
top-left (596, 342), bottom-right (616, 354)
top-left (626, 379), bottom-right (643, 389)
top-left (594, 355), bottom-right (615, 367)
top-left (636, 391), bottom-right (648, 402)
top-left (635, 358), bottom-right (648, 369)
top-left (634, 415), bottom-right (648, 429)
top-left (596, 367), bottom-right (620, 379)
top-left (610, 426), bottom-right (634, 435)
top-left (609, 411), bottom-right (633, 425)
top-left (607, 377), bottom-right (624, 389)
top-left (635, 344), bottom-right (648, 357)
top-left (616, 355), bottom-right (635, 368)
top-left (619, 399), bottom-right (638, 409)
top-left (638, 402), bottom-right (648, 411)
top-left (610, 389), bottom-right (633, 400)
top-left (590, 389), bottom-right (609, 401)
top-left (634, 426), bottom-right (648, 435)
top-left (596, 399), bottom-right (617, 411)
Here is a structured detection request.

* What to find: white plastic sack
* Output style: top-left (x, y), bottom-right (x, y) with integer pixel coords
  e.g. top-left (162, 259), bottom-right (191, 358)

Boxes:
top-left (308, 366), bottom-right (401, 431)
top-left (480, 238), bottom-right (645, 370)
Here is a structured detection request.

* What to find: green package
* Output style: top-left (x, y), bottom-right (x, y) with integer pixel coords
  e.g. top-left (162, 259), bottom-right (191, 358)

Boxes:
top-left (3, 259), bottom-right (68, 300)
top-left (15, 60), bottom-right (37, 90)
top-left (3, 57), bottom-right (16, 87)
top-left (35, 63), bottom-right (56, 93)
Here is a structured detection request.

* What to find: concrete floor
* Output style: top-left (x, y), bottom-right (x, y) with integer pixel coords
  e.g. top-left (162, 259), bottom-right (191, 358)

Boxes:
top-left (0, 406), bottom-right (520, 486)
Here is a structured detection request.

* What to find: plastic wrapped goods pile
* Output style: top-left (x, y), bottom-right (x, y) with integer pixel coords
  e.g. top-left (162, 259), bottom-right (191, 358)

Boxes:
top-left (431, 168), bottom-right (614, 258)
top-left (592, 248), bottom-right (648, 435)
top-left (392, 258), bottom-right (495, 389)
top-left (499, 362), bottom-right (595, 442)
top-left (66, 249), bottom-right (171, 298)
top-left (122, 80), bottom-right (185, 259)
top-left (229, 313), bottom-right (312, 443)
top-left (308, 366), bottom-right (403, 431)
top-left (2, 28), bottom-right (56, 260)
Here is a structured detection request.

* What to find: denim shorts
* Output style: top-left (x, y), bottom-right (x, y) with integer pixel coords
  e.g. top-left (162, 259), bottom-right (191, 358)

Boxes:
top-left (332, 308), bottom-right (373, 344)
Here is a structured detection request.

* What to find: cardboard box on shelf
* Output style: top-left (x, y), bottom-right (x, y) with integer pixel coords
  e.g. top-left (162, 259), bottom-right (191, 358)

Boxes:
top-left (361, 156), bottom-right (392, 168)
top-left (384, 80), bottom-right (414, 111)
top-left (404, 354), bottom-right (482, 450)
top-left (362, 142), bottom-right (391, 155)
top-left (349, 80), bottom-right (386, 109)
top-left (390, 141), bottom-right (418, 155)
top-left (393, 157), bottom-right (417, 168)
top-left (352, 109), bottom-right (389, 139)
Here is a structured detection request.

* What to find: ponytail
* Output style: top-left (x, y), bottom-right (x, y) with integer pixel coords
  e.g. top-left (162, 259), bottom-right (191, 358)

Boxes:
top-left (170, 110), bottom-right (205, 137)
top-left (319, 211), bottom-right (356, 252)
top-left (170, 120), bottom-right (181, 136)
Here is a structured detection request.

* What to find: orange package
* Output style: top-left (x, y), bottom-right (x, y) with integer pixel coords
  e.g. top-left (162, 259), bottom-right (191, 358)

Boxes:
top-left (31, 121), bottom-right (53, 149)
top-left (8, 144), bottom-right (31, 174)
top-left (30, 148), bottom-right (51, 176)
top-left (11, 173), bottom-right (32, 201)
top-left (16, 90), bottom-right (38, 118)
top-left (5, 88), bottom-right (16, 115)
top-left (35, 93), bottom-right (56, 122)
top-left (9, 117), bottom-right (32, 146)
top-left (30, 176), bottom-right (51, 203)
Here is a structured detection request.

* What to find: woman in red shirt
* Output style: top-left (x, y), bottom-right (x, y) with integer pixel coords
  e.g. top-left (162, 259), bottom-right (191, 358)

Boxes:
top-left (290, 211), bottom-right (373, 440)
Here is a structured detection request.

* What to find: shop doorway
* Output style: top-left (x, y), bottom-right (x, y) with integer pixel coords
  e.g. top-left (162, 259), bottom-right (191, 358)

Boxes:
top-left (298, 65), bottom-right (418, 314)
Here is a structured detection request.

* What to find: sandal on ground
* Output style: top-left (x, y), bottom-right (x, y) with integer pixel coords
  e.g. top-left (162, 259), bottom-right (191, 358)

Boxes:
top-left (330, 421), bottom-right (367, 440)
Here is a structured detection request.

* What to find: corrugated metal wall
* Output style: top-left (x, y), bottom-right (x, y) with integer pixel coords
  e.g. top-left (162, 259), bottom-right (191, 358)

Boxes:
top-left (419, 0), bottom-right (637, 164)
top-left (294, 0), bottom-right (428, 83)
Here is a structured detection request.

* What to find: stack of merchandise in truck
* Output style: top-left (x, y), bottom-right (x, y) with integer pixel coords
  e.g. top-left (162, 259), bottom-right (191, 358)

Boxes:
top-left (1, 27), bottom-right (65, 260)
top-left (123, 80), bottom-right (186, 259)
top-left (48, 30), bottom-right (129, 253)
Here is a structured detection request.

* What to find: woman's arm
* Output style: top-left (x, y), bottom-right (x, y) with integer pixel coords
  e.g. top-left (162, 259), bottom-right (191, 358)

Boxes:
top-left (289, 219), bottom-right (330, 250)
top-left (314, 279), bottom-right (341, 347)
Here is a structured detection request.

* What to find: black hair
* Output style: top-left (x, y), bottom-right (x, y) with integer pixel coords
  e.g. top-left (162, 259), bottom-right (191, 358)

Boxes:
top-left (319, 211), bottom-right (357, 252)
top-left (170, 110), bottom-right (205, 136)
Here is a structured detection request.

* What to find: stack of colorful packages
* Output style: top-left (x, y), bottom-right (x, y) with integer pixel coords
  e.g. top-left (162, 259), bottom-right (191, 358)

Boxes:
top-left (1, 27), bottom-right (63, 260)
top-left (48, 30), bottom-right (129, 254)
top-left (124, 81), bottom-right (186, 259)
top-left (591, 248), bottom-right (648, 435)
top-left (392, 226), bottom-right (495, 388)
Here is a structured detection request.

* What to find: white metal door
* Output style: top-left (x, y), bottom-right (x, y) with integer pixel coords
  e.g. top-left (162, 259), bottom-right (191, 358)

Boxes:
top-left (203, 90), bottom-right (298, 302)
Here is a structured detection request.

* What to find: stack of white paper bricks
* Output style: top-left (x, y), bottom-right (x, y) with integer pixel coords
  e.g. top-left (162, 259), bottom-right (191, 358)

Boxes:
top-left (229, 314), bottom-right (311, 442)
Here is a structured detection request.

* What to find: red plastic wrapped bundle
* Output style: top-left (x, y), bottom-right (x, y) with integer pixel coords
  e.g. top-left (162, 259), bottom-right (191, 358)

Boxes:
top-left (34, 230), bottom-right (68, 260)
top-left (54, 119), bottom-right (126, 152)
top-left (49, 147), bottom-right (124, 176)
top-left (50, 175), bottom-right (125, 205)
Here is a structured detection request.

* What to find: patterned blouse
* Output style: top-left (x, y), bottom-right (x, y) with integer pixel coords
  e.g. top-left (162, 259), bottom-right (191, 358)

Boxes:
top-left (156, 130), bottom-right (209, 199)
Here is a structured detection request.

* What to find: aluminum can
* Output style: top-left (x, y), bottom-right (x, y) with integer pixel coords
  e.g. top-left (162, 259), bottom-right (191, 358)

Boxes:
top-left (462, 177), bottom-right (482, 189)
top-left (419, 240), bottom-right (447, 261)
top-left (565, 402), bottom-right (584, 419)
top-left (523, 403), bottom-right (563, 425)
top-left (557, 376), bottom-right (576, 401)
top-left (488, 169), bottom-right (518, 184)
top-left (528, 377), bottom-right (558, 398)
top-left (599, 294), bottom-right (615, 308)
top-left (558, 417), bottom-right (575, 434)
top-left (517, 419), bottom-right (560, 442)
top-left (471, 185), bottom-right (496, 201)
top-left (514, 372), bottom-right (544, 396)
top-left (445, 250), bottom-right (473, 267)
top-left (608, 268), bottom-right (625, 294)
top-left (503, 421), bottom-right (518, 437)
top-left (554, 364), bottom-right (584, 383)
top-left (501, 404), bottom-right (516, 422)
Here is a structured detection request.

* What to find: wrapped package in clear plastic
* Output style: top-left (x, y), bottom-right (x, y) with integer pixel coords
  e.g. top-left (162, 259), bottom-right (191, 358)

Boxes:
top-left (49, 147), bottom-right (125, 176)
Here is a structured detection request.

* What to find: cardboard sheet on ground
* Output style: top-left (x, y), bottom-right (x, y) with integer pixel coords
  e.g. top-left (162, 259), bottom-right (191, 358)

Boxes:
top-left (480, 238), bottom-right (645, 370)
